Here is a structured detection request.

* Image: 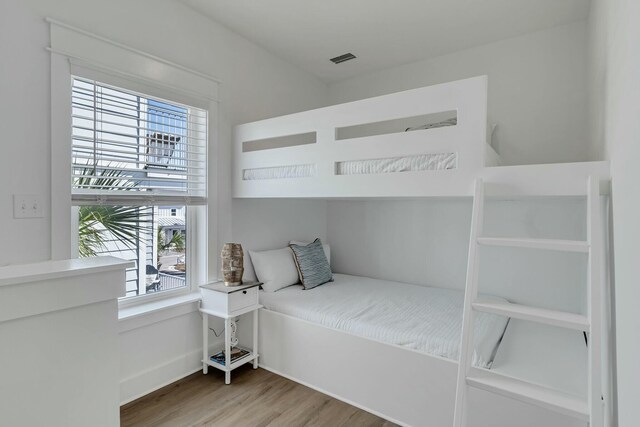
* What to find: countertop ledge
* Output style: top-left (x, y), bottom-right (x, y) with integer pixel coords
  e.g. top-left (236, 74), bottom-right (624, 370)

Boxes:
top-left (0, 256), bottom-right (134, 287)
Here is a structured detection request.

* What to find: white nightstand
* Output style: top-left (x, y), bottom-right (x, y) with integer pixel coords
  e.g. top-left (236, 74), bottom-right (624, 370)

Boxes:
top-left (199, 281), bottom-right (262, 384)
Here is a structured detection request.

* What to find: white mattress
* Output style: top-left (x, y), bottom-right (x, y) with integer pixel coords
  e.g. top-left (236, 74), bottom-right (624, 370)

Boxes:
top-left (243, 152), bottom-right (457, 181)
top-left (335, 152), bottom-right (456, 175)
top-left (259, 274), bottom-right (509, 368)
top-left (243, 164), bottom-right (316, 181)
top-left (242, 144), bottom-right (501, 181)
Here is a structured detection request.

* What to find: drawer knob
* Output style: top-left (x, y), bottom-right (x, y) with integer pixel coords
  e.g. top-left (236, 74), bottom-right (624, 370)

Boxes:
top-left (242, 290), bottom-right (247, 294)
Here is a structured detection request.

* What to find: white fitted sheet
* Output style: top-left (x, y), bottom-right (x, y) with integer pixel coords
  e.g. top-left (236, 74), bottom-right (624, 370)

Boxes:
top-left (259, 274), bottom-right (509, 368)
top-left (242, 144), bottom-right (501, 181)
top-left (243, 164), bottom-right (316, 181)
top-left (336, 152), bottom-right (456, 175)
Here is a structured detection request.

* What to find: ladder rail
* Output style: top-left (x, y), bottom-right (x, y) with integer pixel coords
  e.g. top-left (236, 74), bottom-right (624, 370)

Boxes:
top-left (454, 176), bottom-right (605, 427)
top-left (453, 178), bottom-right (484, 427)
top-left (587, 175), bottom-right (604, 427)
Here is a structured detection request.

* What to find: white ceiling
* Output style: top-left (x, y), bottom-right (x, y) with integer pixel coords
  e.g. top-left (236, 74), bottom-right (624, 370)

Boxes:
top-left (180, 0), bottom-right (590, 83)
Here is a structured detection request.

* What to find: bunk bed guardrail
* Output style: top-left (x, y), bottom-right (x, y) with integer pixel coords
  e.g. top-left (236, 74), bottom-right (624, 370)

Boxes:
top-left (233, 76), bottom-right (489, 198)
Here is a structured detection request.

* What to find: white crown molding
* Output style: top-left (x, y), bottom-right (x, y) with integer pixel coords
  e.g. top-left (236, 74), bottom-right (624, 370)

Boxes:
top-left (46, 17), bottom-right (220, 104)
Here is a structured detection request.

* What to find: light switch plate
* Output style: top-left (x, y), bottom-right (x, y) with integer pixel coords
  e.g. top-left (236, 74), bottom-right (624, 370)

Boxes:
top-left (13, 195), bottom-right (44, 219)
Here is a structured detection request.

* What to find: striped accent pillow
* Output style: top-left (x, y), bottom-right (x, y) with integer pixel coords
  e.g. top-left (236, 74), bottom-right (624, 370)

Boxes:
top-left (289, 239), bottom-right (333, 290)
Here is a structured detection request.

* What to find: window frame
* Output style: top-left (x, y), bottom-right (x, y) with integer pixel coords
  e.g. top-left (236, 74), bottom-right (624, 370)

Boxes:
top-left (66, 77), bottom-right (209, 304)
top-left (49, 21), bottom-right (219, 309)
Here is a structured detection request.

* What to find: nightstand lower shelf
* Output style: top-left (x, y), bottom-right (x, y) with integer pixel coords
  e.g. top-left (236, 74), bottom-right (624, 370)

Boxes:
top-left (203, 351), bottom-right (259, 373)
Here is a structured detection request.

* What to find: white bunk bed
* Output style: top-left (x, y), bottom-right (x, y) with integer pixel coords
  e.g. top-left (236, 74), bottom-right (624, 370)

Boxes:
top-left (232, 76), bottom-right (613, 427)
top-left (233, 76), bottom-right (608, 198)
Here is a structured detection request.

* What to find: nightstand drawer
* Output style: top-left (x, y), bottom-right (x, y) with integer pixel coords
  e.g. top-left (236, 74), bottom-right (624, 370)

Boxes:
top-left (200, 281), bottom-right (261, 316)
top-left (229, 287), bottom-right (258, 313)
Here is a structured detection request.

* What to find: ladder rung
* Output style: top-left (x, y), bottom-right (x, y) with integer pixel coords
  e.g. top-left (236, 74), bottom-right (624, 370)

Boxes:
top-left (472, 299), bottom-right (590, 331)
top-left (477, 237), bottom-right (589, 253)
top-left (466, 367), bottom-right (589, 421)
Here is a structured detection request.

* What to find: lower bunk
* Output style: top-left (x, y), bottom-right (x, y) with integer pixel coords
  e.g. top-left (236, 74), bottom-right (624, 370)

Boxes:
top-left (253, 274), bottom-right (589, 427)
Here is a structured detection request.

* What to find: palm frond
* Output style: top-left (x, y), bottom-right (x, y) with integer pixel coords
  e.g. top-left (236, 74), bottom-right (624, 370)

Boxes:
top-left (78, 209), bottom-right (107, 257)
top-left (157, 226), bottom-right (185, 254)
top-left (75, 166), bottom-right (151, 258)
top-left (73, 166), bottom-right (137, 190)
top-left (78, 206), bottom-right (152, 258)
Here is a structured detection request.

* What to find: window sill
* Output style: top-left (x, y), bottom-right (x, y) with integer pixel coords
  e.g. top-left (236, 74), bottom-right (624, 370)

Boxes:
top-left (118, 291), bottom-right (201, 320)
top-left (118, 292), bottom-right (202, 333)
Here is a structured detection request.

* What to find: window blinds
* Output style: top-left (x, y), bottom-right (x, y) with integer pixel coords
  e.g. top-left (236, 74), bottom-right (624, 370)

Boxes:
top-left (71, 77), bottom-right (207, 205)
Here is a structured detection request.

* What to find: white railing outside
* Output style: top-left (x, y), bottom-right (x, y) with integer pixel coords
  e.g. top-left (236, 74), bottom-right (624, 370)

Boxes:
top-left (158, 272), bottom-right (186, 291)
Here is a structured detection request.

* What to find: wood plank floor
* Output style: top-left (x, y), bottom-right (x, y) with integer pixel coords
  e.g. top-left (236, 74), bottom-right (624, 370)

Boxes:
top-left (121, 365), bottom-right (397, 427)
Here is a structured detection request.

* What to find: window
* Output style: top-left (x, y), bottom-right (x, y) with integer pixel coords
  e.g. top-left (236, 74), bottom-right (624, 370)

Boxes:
top-left (71, 77), bottom-right (207, 299)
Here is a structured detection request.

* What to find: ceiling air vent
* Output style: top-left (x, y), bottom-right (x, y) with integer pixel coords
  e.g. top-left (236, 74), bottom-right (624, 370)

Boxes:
top-left (330, 53), bottom-right (356, 64)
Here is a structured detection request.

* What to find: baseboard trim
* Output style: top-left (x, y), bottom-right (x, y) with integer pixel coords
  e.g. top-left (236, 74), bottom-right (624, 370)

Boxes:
top-left (258, 363), bottom-right (410, 427)
top-left (120, 366), bottom-right (202, 406)
top-left (120, 340), bottom-right (223, 406)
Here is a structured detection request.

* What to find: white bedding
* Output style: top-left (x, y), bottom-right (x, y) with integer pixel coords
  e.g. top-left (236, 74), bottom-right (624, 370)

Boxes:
top-left (243, 164), bottom-right (316, 181)
top-left (259, 274), bottom-right (509, 368)
top-left (335, 152), bottom-right (456, 175)
top-left (243, 144), bottom-right (500, 181)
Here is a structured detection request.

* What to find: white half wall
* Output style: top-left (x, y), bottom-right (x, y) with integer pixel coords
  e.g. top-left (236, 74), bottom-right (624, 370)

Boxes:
top-left (328, 21), bottom-right (590, 166)
top-left (588, 1), bottom-right (640, 426)
top-left (0, 0), bottom-right (328, 405)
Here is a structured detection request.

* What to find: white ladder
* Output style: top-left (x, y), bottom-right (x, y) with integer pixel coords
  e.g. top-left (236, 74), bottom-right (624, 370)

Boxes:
top-left (453, 177), bottom-right (603, 427)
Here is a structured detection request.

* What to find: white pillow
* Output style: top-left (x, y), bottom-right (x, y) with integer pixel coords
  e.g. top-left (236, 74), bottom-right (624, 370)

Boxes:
top-left (249, 248), bottom-right (300, 292)
top-left (289, 240), bottom-right (330, 264)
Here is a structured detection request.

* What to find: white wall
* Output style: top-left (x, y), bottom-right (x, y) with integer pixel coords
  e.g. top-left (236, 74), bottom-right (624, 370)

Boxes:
top-left (0, 0), bottom-right (328, 404)
top-left (328, 198), bottom-right (588, 313)
top-left (588, 1), bottom-right (640, 426)
top-left (328, 21), bottom-right (590, 166)
top-left (587, 2), bottom-right (607, 162)
top-left (0, 1), bottom-right (51, 266)
top-left (232, 199), bottom-right (327, 281)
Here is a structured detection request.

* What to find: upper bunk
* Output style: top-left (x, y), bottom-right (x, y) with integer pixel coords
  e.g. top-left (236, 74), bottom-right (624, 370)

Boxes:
top-left (233, 76), bottom-right (609, 198)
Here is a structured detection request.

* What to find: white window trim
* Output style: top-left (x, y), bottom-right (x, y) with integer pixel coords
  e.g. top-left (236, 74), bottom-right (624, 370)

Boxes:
top-left (49, 19), bottom-right (219, 307)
